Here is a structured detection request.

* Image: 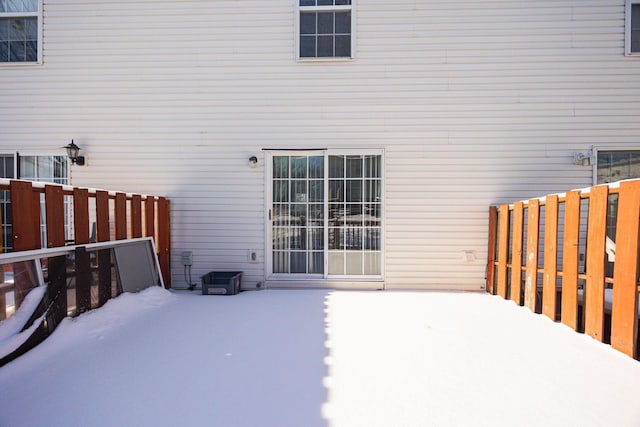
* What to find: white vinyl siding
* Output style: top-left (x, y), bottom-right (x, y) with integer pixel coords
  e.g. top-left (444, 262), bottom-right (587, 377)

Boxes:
top-left (0, 1), bottom-right (639, 290)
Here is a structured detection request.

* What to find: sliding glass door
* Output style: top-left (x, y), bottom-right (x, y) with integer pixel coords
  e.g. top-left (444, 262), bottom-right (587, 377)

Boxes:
top-left (272, 154), bottom-right (325, 275)
top-left (268, 151), bottom-right (382, 280)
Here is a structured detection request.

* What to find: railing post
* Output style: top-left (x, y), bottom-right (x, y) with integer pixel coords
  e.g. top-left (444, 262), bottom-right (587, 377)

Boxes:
top-left (95, 190), bottom-right (112, 306)
top-left (11, 180), bottom-right (39, 252)
top-left (585, 185), bottom-right (608, 342)
top-left (145, 196), bottom-right (155, 238)
top-left (73, 188), bottom-right (90, 244)
top-left (44, 185), bottom-right (65, 248)
top-left (131, 194), bottom-right (142, 238)
top-left (542, 194), bottom-right (559, 320)
top-left (45, 184), bottom-right (68, 320)
top-left (75, 246), bottom-right (92, 314)
top-left (10, 181), bottom-right (40, 308)
top-left (524, 199), bottom-right (540, 312)
top-left (511, 201), bottom-right (524, 305)
top-left (561, 191), bottom-right (581, 330)
top-left (115, 192), bottom-right (127, 240)
top-left (496, 204), bottom-right (509, 297)
top-left (157, 197), bottom-right (171, 288)
top-left (610, 180), bottom-right (640, 358)
top-left (96, 190), bottom-right (110, 242)
top-left (486, 206), bottom-right (498, 294)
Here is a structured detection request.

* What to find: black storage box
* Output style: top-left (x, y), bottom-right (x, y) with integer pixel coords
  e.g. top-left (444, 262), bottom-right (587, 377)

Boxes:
top-left (201, 271), bottom-right (242, 295)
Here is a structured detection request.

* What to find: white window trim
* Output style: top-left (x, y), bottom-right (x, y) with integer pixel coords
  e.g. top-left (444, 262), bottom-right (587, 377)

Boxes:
top-left (0, 151), bottom-right (70, 183)
top-left (0, 0), bottom-right (44, 66)
top-left (626, 0), bottom-right (640, 56)
top-left (295, 0), bottom-right (356, 62)
top-left (264, 148), bottom-right (384, 282)
top-left (0, 152), bottom-right (18, 178)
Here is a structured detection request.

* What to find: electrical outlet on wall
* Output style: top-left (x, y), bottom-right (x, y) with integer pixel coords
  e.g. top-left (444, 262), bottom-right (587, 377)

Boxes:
top-left (181, 251), bottom-right (193, 266)
top-left (462, 250), bottom-right (476, 263)
top-left (248, 250), bottom-right (258, 263)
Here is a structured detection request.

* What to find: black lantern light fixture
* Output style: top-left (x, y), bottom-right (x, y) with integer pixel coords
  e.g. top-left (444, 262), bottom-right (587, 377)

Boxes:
top-left (64, 140), bottom-right (85, 165)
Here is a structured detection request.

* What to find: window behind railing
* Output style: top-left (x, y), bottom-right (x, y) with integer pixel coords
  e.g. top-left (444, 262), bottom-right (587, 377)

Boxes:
top-left (597, 151), bottom-right (640, 277)
top-left (0, 154), bottom-right (70, 252)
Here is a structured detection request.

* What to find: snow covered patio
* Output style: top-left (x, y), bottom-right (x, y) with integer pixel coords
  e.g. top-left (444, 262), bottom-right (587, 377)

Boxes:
top-left (1, 288), bottom-right (640, 427)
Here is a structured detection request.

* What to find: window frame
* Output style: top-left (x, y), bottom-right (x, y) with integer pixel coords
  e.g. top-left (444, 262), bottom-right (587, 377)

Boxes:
top-left (0, 0), bottom-right (43, 65)
top-left (594, 147), bottom-right (640, 185)
top-left (295, 0), bottom-right (356, 61)
top-left (0, 151), bottom-right (70, 252)
top-left (625, 0), bottom-right (640, 56)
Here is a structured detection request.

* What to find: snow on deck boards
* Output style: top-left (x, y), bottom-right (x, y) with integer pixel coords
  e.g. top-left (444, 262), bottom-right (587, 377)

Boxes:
top-left (0, 288), bottom-right (639, 427)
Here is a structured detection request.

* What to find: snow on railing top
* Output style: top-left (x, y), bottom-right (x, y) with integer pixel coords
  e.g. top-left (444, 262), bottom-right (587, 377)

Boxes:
top-left (0, 178), bottom-right (153, 199)
top-left (505, 178), bottom-right (640, 207)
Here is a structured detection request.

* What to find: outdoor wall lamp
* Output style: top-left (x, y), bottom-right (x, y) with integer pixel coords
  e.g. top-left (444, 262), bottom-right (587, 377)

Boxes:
top-left (64, 140), bottom-right (86, 165)
top-left (573, 151), bottom-right (593, 166)
top-left (249, 155), bottom-right (258, 168)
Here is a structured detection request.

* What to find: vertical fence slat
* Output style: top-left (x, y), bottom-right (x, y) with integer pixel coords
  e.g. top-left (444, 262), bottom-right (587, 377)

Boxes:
top-left (145, 196), bottom-right (155, 238)
top-left (96, 190), bottom-right (110, 243)
top-left (73, 188), bottom-right (90, 244)
top-left (11, 180), bottom-right (39, 252)
top-left (10, 181), bottom-right (40, 309)
top-left (542, 194), bottom-right (559, 320)
top-left (561, 191), bottom-right (581, 330)
top-left (45, 185), bottom-right (68, 321)
top-left (44, 185), bottom-right (65, 248)
top-left (585, 185), bottom-right (608, 342)
top-left (131, 194), bottom-right (142, 238)
top-left (524, 199), bottom-right (540, 312)
top-left (115, 193), bottom-right (127, 240)
top-left (496, 204), bottom-right (509, 297)
top-left (486, 206), bottom-right (498, 294)
top-left (75, 247), bottom-right (92, 314)
top-left (511, 201), bottom-right (524, 305)
top-left (157, 197), bottom-right (171, 288)
top-left (95, 190), bottom-right (111, 305)
top-left (611, 180), bottom-right (640, 358)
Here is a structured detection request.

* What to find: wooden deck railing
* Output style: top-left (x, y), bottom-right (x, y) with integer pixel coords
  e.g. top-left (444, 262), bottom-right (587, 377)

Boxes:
top-left (486, 179), bottom-right (640, 360)
top-left (0, 179), bottom-right (171, 288)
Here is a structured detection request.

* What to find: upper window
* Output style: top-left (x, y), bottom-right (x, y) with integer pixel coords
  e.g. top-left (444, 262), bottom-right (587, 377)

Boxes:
top-left (0, 0), bottom-right (40, 63)
top-left (626, 0), bottom-right (640, 55)
top-left (298, 0), bottom-right (353, 59)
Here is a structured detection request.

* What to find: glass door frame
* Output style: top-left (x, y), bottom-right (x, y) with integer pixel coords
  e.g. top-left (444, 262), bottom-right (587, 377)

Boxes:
top-left (265, 149), bottom-right (384, 282)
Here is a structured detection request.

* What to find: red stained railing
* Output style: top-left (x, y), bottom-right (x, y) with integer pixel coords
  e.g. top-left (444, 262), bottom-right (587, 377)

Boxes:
top-left (0, 179), bottom-right (170, 288)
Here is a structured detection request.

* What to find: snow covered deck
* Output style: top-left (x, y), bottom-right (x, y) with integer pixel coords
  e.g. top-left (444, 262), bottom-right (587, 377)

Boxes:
top-left (1, 288), bottom-right (640, 427)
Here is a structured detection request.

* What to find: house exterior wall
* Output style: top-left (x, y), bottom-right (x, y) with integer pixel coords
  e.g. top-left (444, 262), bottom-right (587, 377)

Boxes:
top-left (1, 0), bottom-right (639, 290)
